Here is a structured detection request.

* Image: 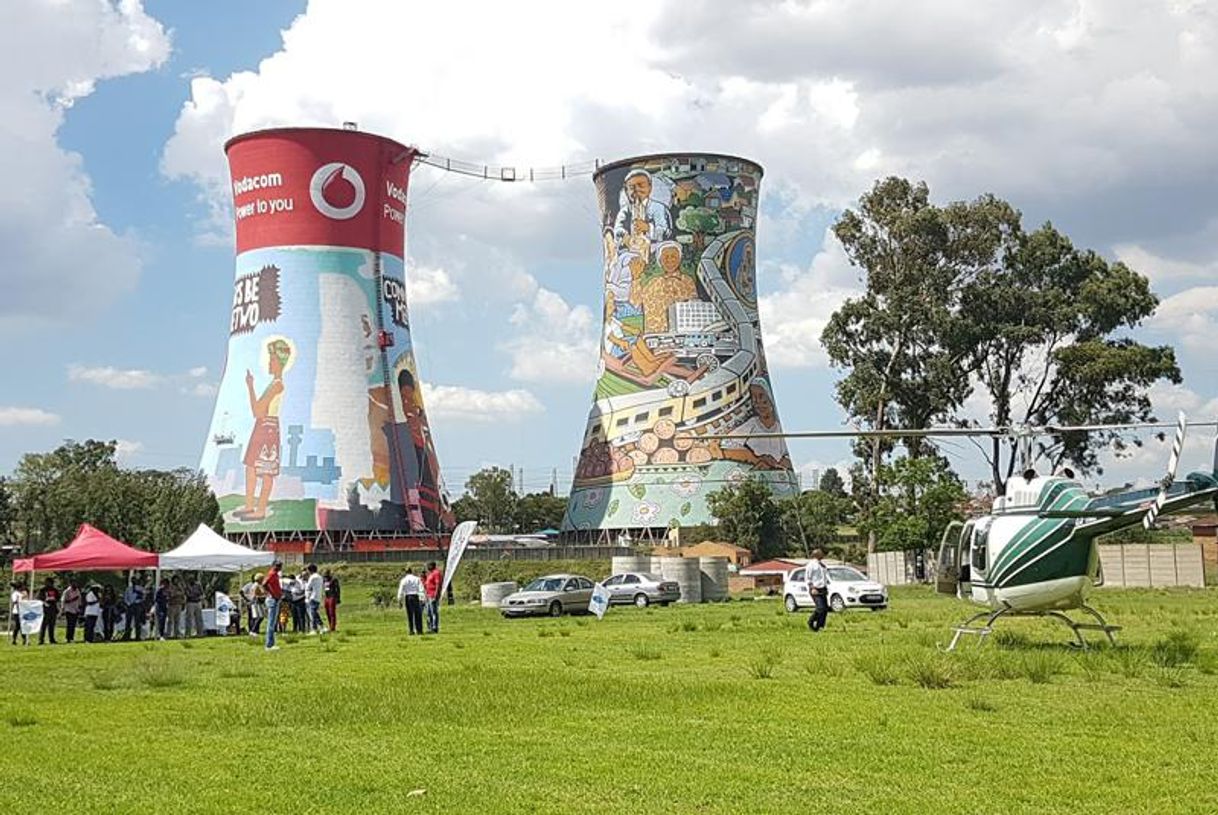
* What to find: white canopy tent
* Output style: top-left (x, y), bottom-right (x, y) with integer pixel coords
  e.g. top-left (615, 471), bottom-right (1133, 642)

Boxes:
top-left (159, 524), bottom-right (275, 572)
top-left (159, 524), bottom-right (276, 635)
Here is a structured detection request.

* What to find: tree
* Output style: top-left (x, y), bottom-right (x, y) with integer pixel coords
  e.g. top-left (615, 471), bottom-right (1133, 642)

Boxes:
top-left (0, 477), bottom-right (14, 545)
top-left (460, 467), bottom-right (517, 533)
top-left (781, 490), bottom-right (849, 556)
top-left (675, 206), bottom-right (722, 251)
top-left (706, 477), bottom-right (786, 560)
top-left (513, 492), bottom-right (567, 534)
top-left (818, 468), bottom-right (846, 498)
top-left (822, 178), bottom-right (1017, 551)
top-left (957, 224), bottom-right (1180, 493)
top-left (7, 440), bottom-right (220, 553)
top-left (857, 456), bottom-right (967, 552)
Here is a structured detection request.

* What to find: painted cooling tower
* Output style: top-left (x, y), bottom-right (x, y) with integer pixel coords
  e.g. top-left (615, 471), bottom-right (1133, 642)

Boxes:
top-left (562, 153), bottom-right (798, 534)
top-left (200, 127), bottom-right (452, 535)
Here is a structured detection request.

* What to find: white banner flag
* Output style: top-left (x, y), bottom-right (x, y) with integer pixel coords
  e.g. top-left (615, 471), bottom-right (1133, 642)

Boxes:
top-left (589, 582), bottom-right (610, 620)
top-left (18, 600), bottom-right (43, 636)
top-left (439, 520), bottom-right (478, 601)
top-left (215, 592), bottom-right (235, 635)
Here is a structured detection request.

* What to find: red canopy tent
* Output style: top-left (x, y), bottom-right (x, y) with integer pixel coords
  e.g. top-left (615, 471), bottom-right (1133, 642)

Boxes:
top-left (12, 523), bottom-right (158, 573)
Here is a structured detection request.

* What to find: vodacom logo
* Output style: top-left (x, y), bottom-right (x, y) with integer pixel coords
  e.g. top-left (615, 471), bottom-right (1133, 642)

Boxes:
top-left (309, 162), bottom-right (366, 220)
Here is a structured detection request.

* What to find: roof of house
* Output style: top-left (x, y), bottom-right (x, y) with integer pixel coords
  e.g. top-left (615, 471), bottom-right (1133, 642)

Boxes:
top-left (738, 558), bottom-right (808, 575)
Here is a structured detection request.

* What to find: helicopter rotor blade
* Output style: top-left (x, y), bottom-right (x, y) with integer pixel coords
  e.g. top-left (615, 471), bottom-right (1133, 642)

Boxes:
top-left (1143, 412), bottom-right (1187, 530)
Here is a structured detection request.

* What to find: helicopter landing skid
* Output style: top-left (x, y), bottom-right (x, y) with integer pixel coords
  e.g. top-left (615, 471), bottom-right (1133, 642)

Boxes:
top-left (945, 604), bottom-right (1120, 652)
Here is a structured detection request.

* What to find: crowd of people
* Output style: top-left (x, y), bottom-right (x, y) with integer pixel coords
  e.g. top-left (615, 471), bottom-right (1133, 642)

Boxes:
top-left (240, 562), bottom-right (341, 651)
top-left (7, 574), bottom-right (221, 644)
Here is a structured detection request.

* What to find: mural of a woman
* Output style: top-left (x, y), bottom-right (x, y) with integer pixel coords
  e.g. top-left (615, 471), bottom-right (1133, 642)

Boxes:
top-left (237, 336), bottom-right (295, 521)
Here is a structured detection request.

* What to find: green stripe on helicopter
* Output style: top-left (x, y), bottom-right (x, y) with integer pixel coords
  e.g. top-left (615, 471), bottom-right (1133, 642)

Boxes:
top-left (998, 533), bottom-right (1091, 588)
top-left (989, 491), bottom-right (1092, 586)
top-left (986, 481), bottom-right (1080, 578)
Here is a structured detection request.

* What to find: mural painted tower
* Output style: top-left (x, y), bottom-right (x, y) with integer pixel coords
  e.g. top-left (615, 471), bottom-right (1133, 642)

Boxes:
top-left (563, 153), bottom-right (798, 537)
top-left (201, 127), bottom-right (452, 539)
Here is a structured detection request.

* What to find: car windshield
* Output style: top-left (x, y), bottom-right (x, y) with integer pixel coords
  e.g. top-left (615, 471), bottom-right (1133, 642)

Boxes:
top-left (523, 578), bottom-right (565, 592)
top-left (829, 567), bottom-right (866, 582)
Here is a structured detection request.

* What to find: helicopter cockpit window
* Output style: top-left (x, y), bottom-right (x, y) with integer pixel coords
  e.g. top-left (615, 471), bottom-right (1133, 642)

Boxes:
top-left (971, 525), bottom-right (989, 573)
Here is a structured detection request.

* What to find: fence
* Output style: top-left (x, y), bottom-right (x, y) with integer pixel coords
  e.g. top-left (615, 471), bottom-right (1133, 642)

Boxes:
top-left (308, 545), bottom-right (632, 566)
top-left (1097, 543), bottom-right (1205, 588)
top-left (867, 549), bottom-right (934, 585)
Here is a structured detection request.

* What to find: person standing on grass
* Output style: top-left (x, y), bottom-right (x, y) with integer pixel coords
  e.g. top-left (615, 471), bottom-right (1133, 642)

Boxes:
top-left (242, 574), bottom-right (264, 636)
top-left (264, 562), bottom-right (283, 651)
top-left (287, 573), bottom-right (307, 633)
top-left (167, 576), bottom-right (186, 639)
top-left (305, 564), bottom-right (324, 634)
top-left (61, 580), bottom-right (83, 644)
top-left (322, 570), bottom-right (340, 632)
top-left (397, 568), bottom-right (424, 636)
top-left (805, 548), bottom-right (830, 633)
top-left (36, 577), bottom-right (60, 645)
top-left (423, 561), bottom-right (442, 634)
top-left (100, 585), bottom-right (118, 642)
top-left (154, 578), bottom-right (170, 640)
top-left (9, 580), bottom-right (28, 646)
top-left (83, 584), bottom-right (102, 643)
top-left (184, 576), bottom-right (205, 638)
top-left (123, 578), bottom-right (145, 642)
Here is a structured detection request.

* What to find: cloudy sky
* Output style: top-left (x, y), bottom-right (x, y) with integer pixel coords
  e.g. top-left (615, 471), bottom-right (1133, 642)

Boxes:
top-left (2, 0), bottom-right (1216, 494)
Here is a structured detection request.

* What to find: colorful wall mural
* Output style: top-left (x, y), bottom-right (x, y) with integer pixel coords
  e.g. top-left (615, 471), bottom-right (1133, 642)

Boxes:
top-left (563, 153), bottom-right (799, 533)
top-left (201, 128), bottom-right (452, 534)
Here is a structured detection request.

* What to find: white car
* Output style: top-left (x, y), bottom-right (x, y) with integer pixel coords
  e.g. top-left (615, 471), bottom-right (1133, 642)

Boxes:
top-left (783, 564), bottom-right (888, 613)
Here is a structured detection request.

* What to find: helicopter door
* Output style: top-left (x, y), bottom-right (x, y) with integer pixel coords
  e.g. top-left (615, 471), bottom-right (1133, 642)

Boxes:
top-left (935, 520), bottom-right (965, 595)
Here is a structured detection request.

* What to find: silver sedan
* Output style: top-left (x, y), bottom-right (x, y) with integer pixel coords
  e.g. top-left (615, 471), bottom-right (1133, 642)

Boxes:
top-left (500, 574), bottom-right (595, 618)
top-left (601, 572), bottom-right (680, 607)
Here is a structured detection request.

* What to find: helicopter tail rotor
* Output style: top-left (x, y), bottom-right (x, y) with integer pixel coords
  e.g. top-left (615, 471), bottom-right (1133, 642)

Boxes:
top-left (1143, 411), bottom-right (1187, 530)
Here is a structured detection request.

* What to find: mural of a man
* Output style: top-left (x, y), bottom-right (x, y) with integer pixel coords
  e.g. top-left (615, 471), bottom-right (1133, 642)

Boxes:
top-left (237, 336), bottom-right (294, 521)
top-left (613, 169), bottom-right (672, 260)
top-left (719, 377), bottom-right (790, 471)
top-left (640, 241), bottom-right (697, 334)
top-left (384, 363), bottom-right (442, 530)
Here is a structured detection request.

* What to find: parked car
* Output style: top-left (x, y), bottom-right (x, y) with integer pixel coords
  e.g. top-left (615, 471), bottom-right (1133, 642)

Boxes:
top-left (783, 564), bottom-right (888, 613)
top-left (600, 572), bottom-right (680, 607)
top-left (500, 574), bottom-right (595, 618)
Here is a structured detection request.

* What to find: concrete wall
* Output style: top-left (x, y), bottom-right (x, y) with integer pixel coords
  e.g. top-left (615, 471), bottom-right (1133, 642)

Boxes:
top-left (867, 549), bottom-right (933, 585)
top-left (1097, 543), bottom-right (1205, 588)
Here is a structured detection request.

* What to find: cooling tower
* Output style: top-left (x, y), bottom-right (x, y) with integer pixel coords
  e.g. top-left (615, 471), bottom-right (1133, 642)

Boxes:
top-left (562, 153), bottom-right (798, 535)
top-left (200, 127), bottom-right (452, 536)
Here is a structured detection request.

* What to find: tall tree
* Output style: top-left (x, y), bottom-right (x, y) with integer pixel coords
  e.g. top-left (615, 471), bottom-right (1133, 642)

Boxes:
top-left (818, 468), bottom-right (847, 498)
top-left (958, 224), bottom-right (1180, 493)
top-left (461, 467), bottom-right (517, 533)
top-left (706, 477), bottom-right (786, 560)
top-left (857, 456), bottom-right (967, 552)
top-left (0, 477), bottom-right (15, 545)
top-left (513, 492), bottom-right (567, 534)
top-left (781, 490), bottom-right (849, 556)
top-left (822, 178), bottom-right (1018, 551)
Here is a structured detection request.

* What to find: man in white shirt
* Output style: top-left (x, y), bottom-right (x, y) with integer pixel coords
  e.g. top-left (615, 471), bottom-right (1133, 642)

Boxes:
top-left (304, 564), bottom-right (325, 634)
top-left (396, 568), bottom-right (424, 636)
top-left (805, 549), bottom-right (830, 632)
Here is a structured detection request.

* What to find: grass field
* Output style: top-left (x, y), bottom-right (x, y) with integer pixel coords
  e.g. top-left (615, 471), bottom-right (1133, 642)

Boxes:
top-left (2, 585), bottom-right (1217, 814)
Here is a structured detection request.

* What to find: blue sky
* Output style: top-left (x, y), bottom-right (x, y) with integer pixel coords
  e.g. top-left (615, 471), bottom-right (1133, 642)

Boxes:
top-left (3, 0), bottom-right (1217, 496)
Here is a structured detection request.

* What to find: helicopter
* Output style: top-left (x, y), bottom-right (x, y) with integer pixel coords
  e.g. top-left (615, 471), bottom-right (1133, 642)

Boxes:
top-left (710, 414), bottom-right (1218, 649)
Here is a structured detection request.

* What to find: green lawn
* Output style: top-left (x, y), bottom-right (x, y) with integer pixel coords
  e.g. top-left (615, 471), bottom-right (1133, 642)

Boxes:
top-left (2, 586), bottom-right (1217, 814)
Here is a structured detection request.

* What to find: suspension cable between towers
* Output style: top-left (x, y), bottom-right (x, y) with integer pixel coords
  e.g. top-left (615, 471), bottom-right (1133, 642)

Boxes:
top-left (412, 151), bottom-right (601, 182)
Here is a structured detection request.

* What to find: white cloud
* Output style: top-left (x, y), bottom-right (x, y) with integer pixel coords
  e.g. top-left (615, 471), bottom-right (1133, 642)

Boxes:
top-left (1147, 286), bottom-right (1218, 352)
top-left (68, 363), bottom-right (219, 395)
top-left (68, 364), bottom-right (164, 389)
top-left (1113, 244), bottom-right (1218, 284)
top-left (0, 0), bottom-right (169, 325)
top-left (114, 439), bottom-right (145, 460)
top-left (758, 229), bottom-right (862, 369)
top-left (421, 384), bottom-right (544, 423)
top-left (406, 263), bottom-right (458, 306)
top-left (501, 286), bottom-right (597, 384)
top-left (0, 407), bottom-right (60, 427)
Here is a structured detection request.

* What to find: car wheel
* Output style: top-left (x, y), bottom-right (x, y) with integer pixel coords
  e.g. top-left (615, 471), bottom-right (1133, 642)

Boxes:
top-left (634, 593), bottom-right (650, 608)
top-left (829, 594), bottom-right (846, 613)
top-left (784, 594), bottom-right (797, 613)
top-left (548, 601), bottom-right (563, 618)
